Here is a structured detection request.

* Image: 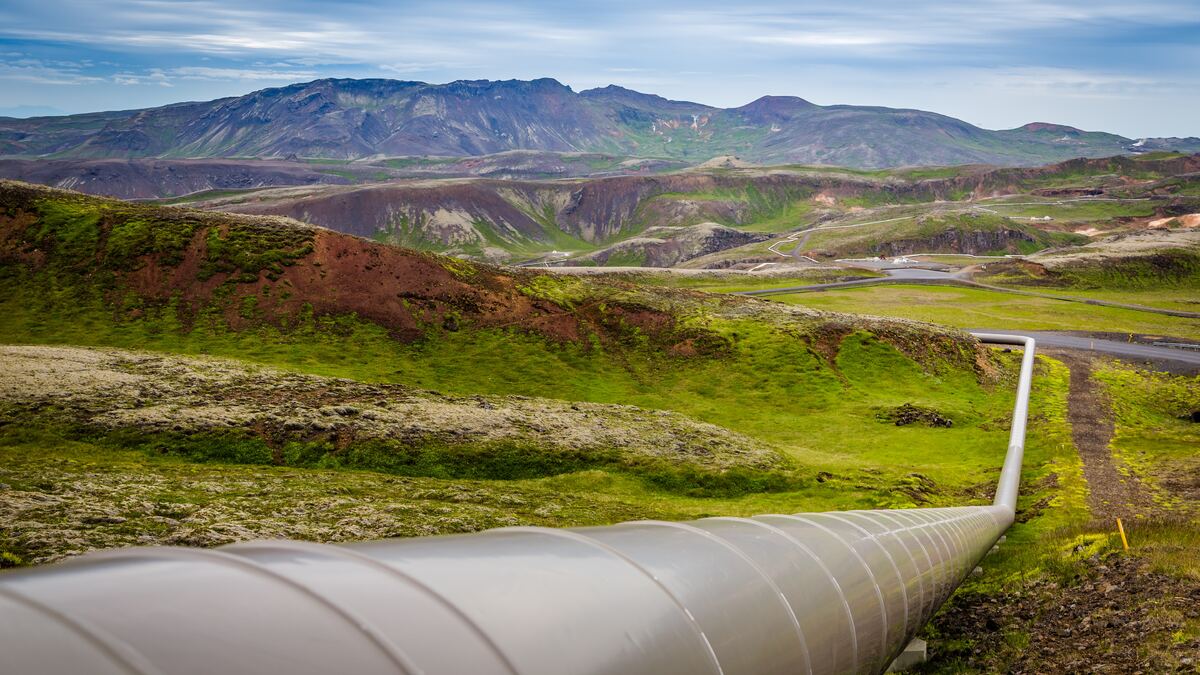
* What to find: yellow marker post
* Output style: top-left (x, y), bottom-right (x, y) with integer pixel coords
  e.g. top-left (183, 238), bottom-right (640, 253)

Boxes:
top-left (1116, 517), bottom-right (1129, 551)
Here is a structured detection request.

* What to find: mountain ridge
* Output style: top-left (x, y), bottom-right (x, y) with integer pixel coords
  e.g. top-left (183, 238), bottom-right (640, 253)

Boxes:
top-left (2, 77), bottom-right (1198, 168)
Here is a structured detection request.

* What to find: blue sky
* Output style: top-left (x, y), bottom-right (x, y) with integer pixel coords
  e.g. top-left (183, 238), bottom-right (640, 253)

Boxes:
top-left (0, 0), bottom-right (1197, 137)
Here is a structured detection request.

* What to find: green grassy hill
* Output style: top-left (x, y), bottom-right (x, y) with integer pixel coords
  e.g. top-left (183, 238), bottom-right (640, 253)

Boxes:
top-left (802, 211), bottom-right (1087, 258)
top-left (0, 180), bottom-right (1057, 558)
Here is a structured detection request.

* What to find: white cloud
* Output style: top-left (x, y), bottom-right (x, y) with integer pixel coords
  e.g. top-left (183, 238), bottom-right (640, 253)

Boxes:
top-left (111, 65), bottom-right (318, 86)
top-left (0, 3), bottom-right (597, 64)
top-left (972, 67), bottom-right (1168, 98)
top-left (169, 66), bottom-right (319, 81)
top-left (0, 57), bottom-right (105, 85)
top-left (380, 62), bottom-right (468, 75)
top-left (666, 1), bottom-right (1200, 54)
top-left (746, 32), bottom-right (917, 48)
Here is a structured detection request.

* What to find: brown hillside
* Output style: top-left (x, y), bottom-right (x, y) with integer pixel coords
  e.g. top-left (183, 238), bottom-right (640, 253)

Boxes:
top-left (0, 180), bottom-right (724, 352)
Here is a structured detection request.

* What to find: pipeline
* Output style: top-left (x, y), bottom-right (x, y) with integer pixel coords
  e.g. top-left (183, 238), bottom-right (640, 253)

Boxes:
top-left (0, 334), bottom-right (1036, 675)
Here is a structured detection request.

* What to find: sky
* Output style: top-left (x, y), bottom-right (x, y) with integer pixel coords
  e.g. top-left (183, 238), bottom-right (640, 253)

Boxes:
top-left (0, 0), bottom-right (1197, 137)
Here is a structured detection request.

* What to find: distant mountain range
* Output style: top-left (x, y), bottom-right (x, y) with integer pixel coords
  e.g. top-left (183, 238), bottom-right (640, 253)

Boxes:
top-left (2, 78), bottom-right (1198, 168)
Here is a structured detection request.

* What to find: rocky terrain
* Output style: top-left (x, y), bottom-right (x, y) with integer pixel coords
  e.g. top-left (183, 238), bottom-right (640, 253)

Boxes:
top-left (929, 541), bottom-right (1200, 673)
top-left (0, 158), bottom-right (372, 201)
top-left (572, 222), bottom-right (770, 267)
top-left (1034, 228), bottom-right (1200, 265)
top-left (977, 229), bottom-right (1200, 290)
top-left (4, 77), bottom-right (1199, 168)
top-left (0, 345), bottom-right (783, 478)
top-left (800, 211), bottom-right (1086, 260)
top-left (183, 169), bottom-right (890, 249)
top-left (0, 152), bottom-right (689, 200)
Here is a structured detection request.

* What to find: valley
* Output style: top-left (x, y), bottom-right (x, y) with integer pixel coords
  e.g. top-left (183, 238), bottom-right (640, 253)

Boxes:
top-left (9, 150), bottom-right (1184, 271)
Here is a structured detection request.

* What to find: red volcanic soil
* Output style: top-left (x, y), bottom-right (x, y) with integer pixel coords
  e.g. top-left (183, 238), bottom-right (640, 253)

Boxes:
top-left (0, 180), bottom-right (707, 351)
top-left (252, 230), bottom-right (713, 348)
top-left (131, 228), bottom-right (695, 346)
top-left (274, 230), bottom-right (583, 341)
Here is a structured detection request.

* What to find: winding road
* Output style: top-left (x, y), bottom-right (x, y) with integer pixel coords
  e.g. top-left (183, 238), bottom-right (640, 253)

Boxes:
top-left (737, 272), bottom-right (1200, 319)
top-left (969, 329), bottom-right (1200, 371)
top-left (736, 273), bottom-right (1200, 369)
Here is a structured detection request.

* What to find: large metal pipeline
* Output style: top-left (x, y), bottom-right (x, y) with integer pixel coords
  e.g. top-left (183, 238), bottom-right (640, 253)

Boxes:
top-left (0, 333), bottom-right (1036, 675)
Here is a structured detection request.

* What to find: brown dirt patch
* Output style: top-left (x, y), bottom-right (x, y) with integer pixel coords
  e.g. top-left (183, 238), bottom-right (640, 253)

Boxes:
top-left (804, 321), bottom-right (855, 365)
top-left (929, 553), bottom-right (1200, 673)
top-left (1149, 213), bottom-right (1200, 228)
top-left (1052, 351), bottom-right (1157, 521)
top-left (1159, 458), bottom-right (1200, 510)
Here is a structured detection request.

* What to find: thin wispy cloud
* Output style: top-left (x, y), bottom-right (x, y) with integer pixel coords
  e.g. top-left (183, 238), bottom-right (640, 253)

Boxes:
top-left (0, 0), bottom-right (1195, 136)
top-left (380, 62), bottom-right (471, 76)
top-left (111, 66), bottom-right (319, 86)
top-left (978, 67), bottom-right (1165, 98)
top-left (0, 56), bottom-right (104, 85)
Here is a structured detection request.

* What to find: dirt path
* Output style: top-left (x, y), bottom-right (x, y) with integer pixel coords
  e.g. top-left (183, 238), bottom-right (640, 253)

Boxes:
top-left (1051, 351), bottom-right (1156, 520)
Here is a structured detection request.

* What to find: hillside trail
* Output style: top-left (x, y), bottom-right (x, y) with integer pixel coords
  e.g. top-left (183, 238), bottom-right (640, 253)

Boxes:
top-left (1049, 351), bottom-right (1156, 521)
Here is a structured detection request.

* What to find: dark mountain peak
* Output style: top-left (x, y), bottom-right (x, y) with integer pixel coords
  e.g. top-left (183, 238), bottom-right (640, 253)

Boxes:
top-left (1019, 122), bottom-right (1083, 134)
top-left (441, 77), bottom-right (573, 95)
top-left (3, 77), bottom-right (1192, 167)
top-left (249, 77), bottom-right (572, 104)
top-left (741, 95), bottom-right (816, 107)
top-left (583, 84), bottom-right (664, 99)
top-left (580, 85), bottom-right (712, 113)
top-left (582, 84), bottom-right (633, 94)
top-left (733, 96), bottom-right (817, 123)
top-left (231, 78), bottom-right (423, 108)
top-left (580, 84), bottom-right (646, 99)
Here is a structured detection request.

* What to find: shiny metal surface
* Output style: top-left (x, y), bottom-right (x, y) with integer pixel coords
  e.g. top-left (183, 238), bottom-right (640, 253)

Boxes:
top-left (973, 332), bottom-right (1037, 512)
top-left (0, 334), bottom-right (1035, 675)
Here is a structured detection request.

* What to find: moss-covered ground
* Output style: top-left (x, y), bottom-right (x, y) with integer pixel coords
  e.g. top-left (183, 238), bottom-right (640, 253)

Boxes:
top-left (558, 268), bottom-right (885, 293)
top-left (801, 212), bottom-right (1087, 257)
top-left (919, 364), bottom-right (1200, 672)
top-left (980, 196), bottom-right (1159, 222)
top-left (1095, 365), bottom-right (1200, 517)
top-left (0, 341), bottom-right (1071, 566)
top-left (0, 276), bottom-right (1031, 504)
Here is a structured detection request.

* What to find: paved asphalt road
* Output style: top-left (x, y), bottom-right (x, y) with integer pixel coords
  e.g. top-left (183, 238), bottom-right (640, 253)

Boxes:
top-left (739, 273), bottom-right (1200, 318)
top-left (970, 329), bottom-right (1200, 371)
